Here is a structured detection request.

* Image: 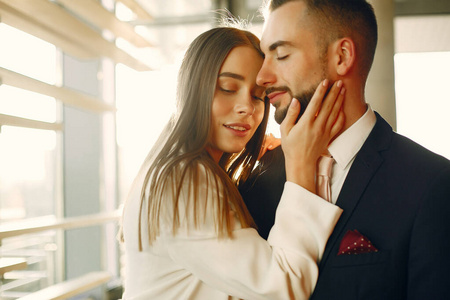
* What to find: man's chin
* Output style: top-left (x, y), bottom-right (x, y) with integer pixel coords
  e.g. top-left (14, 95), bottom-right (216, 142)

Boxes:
top-left (272, 87), bottom-right (315, 124)
top-left (274, 106), bottom-right (289, 125)
top-left (274, 100), bottom-right (308, 125)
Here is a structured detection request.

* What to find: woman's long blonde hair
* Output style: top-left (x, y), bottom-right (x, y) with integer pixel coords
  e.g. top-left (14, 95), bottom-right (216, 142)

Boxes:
top-left (131, 27), bottom-right (269, 249)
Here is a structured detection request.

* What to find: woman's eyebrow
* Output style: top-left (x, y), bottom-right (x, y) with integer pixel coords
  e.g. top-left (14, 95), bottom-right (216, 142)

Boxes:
top-left (218, 72), bottom-right (245, 80)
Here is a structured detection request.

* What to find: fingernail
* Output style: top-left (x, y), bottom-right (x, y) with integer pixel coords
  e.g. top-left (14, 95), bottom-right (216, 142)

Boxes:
top-left (322, 79), bottom-right (329, 86)
top-left (337, 80), bottom-right (342, 87)
top-left (290, 98), bottom-right (299, 108)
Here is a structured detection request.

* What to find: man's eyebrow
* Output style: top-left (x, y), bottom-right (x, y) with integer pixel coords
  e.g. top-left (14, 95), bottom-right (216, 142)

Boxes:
top-left (218, 72), bottom-right (244, 80)
top-left (268, 40), bottom-right (294, 52)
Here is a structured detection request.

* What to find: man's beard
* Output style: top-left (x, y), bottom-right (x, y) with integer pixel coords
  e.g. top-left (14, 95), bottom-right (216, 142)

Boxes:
top-left (273, 87), bottom-right (317, 125)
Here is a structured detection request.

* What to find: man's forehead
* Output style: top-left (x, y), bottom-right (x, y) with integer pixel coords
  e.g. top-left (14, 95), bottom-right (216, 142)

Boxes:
top-left (260, 1), bottom-right (307, 51)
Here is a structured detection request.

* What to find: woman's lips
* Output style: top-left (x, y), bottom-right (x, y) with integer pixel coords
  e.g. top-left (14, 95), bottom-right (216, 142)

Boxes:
top-left (224, 123), bottom-right (251, 137)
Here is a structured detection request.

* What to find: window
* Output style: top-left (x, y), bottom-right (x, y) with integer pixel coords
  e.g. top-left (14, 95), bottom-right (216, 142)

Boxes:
top-left (394, 15), bottom-right (450, 159)
top-left (0, 23), bottom-right (59, 223)
top-left (0, 23), bottom-right (62, 298)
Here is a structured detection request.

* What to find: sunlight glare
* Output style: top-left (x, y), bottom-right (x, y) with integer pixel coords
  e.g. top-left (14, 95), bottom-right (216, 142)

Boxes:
top-left (395, 51), bottom-right (450, 159)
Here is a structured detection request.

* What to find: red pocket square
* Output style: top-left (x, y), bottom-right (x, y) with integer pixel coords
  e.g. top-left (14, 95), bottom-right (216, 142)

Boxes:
top-left (338, 230), bottom-right (379, 255)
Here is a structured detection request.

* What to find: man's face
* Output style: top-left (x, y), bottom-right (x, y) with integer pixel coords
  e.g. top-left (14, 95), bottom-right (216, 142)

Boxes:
top-left (257, 1), bottom-right (329, 124)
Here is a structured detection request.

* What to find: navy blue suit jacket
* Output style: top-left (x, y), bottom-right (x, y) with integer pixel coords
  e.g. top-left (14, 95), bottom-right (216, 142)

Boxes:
top-left (240, 112), bottom-right (450, 299)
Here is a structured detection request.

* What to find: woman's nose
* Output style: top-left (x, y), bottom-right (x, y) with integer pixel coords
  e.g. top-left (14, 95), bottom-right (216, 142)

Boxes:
top-left (235, 95), bottom-right (255, 116)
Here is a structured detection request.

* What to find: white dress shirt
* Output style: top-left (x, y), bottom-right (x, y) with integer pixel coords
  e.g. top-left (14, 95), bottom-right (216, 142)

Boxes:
top-left (121, 163), bottom-right (342, 300)
top-left (328, 105), bottom-right (377, 204)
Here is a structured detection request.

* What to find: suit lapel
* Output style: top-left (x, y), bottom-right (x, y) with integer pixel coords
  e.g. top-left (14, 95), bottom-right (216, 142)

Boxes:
top-left (319, 113), bottom-right (392, 268)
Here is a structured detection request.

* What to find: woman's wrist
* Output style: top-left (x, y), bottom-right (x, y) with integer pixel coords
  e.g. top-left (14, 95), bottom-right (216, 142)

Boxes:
top-left (285, 161), bottom-right (316, 194)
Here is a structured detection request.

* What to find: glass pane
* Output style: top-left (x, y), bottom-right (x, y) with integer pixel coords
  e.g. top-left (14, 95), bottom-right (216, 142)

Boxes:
top-left (0, 24), bottom-right (57, 85)
top-left (0, 85), bottom-right (57, 123)
top-left (0, 126), bottom-right (57, 221)
top-left (0, 230), bottom-right (62, 299)
top-left (394, 51), bottom-right (450, 160)
top-left (0, 16), bottom-right (61, 300)
top-left (0, 17), bottom-right (59, 222)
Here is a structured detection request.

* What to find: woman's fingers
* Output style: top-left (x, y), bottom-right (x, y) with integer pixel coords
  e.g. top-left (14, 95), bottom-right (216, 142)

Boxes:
top-left (280, 79), bottom-right (346, 190)
top-left (330, 110), bottom-right (345, 138)
top-left (280, 98), bottom-right (301, 139)
top-left (259, 133), bottom-right (281, 159)
top-left (302, 79), bottom-right (330, 121)
top-left (266, 133), bottom-right (281, 150)
top-left (281, 79), bottom-right (346, 141)
top-left (303, 79), bottom-right (345, 141)
top-left (315, 80), bottom-right (344, 125)
top-left (325, 85), bottom-right (346, 137)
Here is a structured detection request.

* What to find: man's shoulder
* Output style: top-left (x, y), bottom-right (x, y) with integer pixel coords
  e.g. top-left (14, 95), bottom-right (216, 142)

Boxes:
top-left (368, 112), bottom-right (450, 171)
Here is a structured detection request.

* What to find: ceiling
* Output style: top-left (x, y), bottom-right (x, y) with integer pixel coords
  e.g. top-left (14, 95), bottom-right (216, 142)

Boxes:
top-left (131, 0), bottom-right (450, 26)
top-left (394, 0), bottom-right (450, 15)
top-left (126, 0), bottom-right (450, 64)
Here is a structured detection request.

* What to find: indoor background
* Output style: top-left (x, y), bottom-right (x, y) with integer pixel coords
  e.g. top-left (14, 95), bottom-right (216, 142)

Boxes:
top-left (0, 0), bottom-right (449, 299)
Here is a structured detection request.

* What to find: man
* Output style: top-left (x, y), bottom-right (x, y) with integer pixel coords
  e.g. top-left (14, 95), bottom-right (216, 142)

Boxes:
top-left (240, 0), bottom-right (450, 299)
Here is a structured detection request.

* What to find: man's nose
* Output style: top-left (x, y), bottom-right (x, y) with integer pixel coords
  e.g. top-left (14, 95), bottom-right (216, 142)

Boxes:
top-left (257, 60), bottom-right (276, 87)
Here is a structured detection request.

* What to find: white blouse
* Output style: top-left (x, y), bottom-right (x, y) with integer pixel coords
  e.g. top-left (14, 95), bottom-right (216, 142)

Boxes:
top-left (121, 164), bottom-right (342, 300)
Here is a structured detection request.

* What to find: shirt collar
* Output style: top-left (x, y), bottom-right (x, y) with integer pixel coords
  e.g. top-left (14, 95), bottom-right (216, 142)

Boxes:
top-left (328, 105), bottom-right (376, 170)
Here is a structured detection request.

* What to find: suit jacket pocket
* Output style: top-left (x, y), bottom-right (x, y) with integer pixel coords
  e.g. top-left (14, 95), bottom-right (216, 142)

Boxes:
top-left (316, 251), bottom-right (396, 299)
top-left (332, 250), bottom-right (390, 267)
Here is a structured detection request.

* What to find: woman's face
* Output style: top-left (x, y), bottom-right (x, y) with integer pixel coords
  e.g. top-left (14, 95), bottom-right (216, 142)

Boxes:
top-left (207, 46), bottom-right (265, 162)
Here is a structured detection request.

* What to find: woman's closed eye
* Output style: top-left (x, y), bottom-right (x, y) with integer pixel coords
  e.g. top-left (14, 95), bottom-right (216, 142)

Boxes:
top-left (219, 87), bottom-right (236, 94)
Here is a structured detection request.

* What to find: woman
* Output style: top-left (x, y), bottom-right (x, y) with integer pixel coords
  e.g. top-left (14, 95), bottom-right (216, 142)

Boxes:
top-left (121, 27), bottom-right (345, 299)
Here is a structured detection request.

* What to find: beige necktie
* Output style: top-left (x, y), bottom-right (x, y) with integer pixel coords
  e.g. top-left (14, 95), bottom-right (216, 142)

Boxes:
top-left (316, 155), bottom-right (334, 202)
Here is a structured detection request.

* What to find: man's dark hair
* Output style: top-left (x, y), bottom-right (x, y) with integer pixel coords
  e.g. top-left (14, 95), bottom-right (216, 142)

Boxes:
top-left (262, 0), bottom-right (378, 81)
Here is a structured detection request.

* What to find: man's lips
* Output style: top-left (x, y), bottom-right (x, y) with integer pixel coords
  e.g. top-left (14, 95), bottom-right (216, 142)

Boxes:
top-left (266, 91), bottom-right (288, 104)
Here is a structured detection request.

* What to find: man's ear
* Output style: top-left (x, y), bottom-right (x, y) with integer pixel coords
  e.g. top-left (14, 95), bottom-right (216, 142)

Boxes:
top-left (331, 38), bottom-right (356, 76)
